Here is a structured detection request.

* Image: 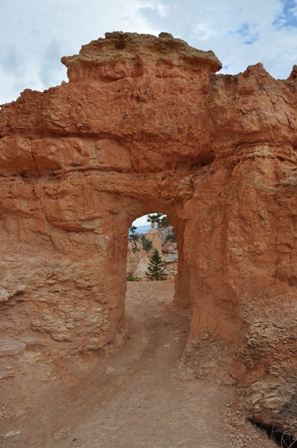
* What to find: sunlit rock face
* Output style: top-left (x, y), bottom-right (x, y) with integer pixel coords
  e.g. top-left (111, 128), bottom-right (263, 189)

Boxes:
top-left (1, 31), bottom-right (297, 434)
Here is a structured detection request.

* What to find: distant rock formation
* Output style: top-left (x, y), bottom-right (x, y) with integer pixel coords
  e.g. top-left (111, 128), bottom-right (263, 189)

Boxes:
top-left (127, 226), bottom-right (177, 279)
top-left (1, 31), bottom-right (297, 435)
top-left (145, 224), bottom-right (162, 254)
top-left (127, 247), bottom-right (149, 279)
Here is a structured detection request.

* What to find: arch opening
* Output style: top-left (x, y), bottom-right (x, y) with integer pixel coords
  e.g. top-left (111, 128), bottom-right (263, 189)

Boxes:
top-left (123, 211), bottom-right (191, 365)
top-left (127, 213), bottom-right (178, 282)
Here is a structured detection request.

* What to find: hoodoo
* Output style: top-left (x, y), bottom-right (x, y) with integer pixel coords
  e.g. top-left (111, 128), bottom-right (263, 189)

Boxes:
top-left (1, 31), bottom-right (297, 434)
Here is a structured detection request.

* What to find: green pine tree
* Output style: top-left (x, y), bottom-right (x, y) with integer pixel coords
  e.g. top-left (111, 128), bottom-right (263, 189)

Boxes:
top-left (147, 213), bottom-right (164, 227)
top-left (145, 249), bottom-right (167, 281)
top-left (141, 235), bottom-right (153, 252)
top-left (129, 225), bottom-right (139, 249)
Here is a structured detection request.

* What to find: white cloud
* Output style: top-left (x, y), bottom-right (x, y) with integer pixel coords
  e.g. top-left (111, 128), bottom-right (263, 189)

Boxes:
top-left (1, 0), bottom-right (297, 104)
top-left (138, 0), bottom-right (297, 78)
top-left (133, 215), bottom-right (150, 226)
top-left (0, 0), bottom-right (157, 104)
top-left (192, 23), bottom-right (218, 41)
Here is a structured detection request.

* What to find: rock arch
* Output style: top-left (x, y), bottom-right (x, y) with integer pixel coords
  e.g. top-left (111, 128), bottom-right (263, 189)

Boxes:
top-left (1, 31), bottom-right (297, 434)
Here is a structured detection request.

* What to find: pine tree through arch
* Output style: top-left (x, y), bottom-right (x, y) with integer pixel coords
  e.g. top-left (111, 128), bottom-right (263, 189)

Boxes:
top-left (145, 249), bottom-right (167, 281)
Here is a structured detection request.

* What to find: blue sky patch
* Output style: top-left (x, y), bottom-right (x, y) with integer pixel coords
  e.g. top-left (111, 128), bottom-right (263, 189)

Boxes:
top-left (236, 22), bottom-right (260, 45)
top-left (274, 0), bottom-right (297, 28)
top-left (244, 36), bottom-right (259, 45)
top-left (238, 23), bottom-right (250, 35)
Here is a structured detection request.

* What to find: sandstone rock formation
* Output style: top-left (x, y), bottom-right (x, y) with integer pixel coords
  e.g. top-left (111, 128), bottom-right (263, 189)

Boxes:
top-left (145, 226), bottom-right (162, 254)
top-left (1, 31), bottom-right (297, 435)
top-left (127, 227), bottom-right (176, 279)
top-left (127, 246), bottom-right (149, 279)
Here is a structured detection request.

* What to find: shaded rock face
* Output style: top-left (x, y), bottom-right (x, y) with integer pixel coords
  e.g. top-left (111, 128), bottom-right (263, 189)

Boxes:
top-left (1, 31), bottom-right (297, 433)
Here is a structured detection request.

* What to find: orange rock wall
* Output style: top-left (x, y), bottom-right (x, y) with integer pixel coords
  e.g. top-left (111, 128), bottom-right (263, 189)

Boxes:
top-left (1, 32), bottom-right (297, 433)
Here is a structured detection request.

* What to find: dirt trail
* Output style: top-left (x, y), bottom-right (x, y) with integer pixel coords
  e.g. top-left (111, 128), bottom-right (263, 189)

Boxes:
top-left (0, 281), bottom-right (276, 447)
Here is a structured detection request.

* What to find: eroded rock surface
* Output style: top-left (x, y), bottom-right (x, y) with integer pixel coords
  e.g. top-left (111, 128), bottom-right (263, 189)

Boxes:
top-left (1, 31), bottom-right (297, 434)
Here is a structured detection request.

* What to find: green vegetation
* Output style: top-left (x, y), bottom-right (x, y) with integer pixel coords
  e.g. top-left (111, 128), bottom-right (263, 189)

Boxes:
top-left (158, 215), bottom-right (171, 229)
top-left (129, 225), bottom-right (139, 249)
top-left (127, 274), bottom-right (140, 282)
top-left (147, 213), bottom-right (164, 227)
top-left (145, 249), bottom-right (167, 281)
top-left (147, 213), bottom-right (172, 230)
top-left (165, 232), bottom-right (176, 243)
top-left (141, 235), bottom-right (153, 252)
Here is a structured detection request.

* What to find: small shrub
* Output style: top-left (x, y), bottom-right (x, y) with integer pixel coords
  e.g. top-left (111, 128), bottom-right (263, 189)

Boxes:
top-left (127, 274), bottom-right (140, 282)
top-left (165, 233), bottom-right (176, 243)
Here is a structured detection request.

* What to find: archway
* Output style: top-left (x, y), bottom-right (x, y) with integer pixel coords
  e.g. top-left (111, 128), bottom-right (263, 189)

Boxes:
top-left (128, 213), bottom-right (177, 280)
top-left (124, 204), bottom-right (192, 314)
top-left (124, 211), bottom-right (191, 385)
top-left (122, 205), bottom-right (187, 320)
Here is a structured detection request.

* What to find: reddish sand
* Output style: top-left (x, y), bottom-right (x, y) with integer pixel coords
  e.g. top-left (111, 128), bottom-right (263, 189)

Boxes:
top-left (0, 281), bottom-right (275, 447)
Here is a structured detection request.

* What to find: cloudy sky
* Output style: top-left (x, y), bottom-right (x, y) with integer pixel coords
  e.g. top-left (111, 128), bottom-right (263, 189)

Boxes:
top-left (1, 0), bottom-right (297, 225)
top-left (1, 0), bottom-right (297, 107)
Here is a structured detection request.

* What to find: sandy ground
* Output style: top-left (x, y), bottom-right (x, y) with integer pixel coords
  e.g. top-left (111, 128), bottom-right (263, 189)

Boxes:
top-left (0, 280), bottom-right (277, 448)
